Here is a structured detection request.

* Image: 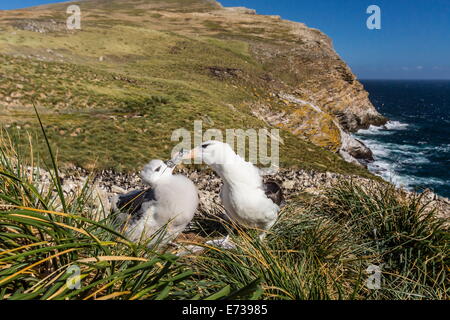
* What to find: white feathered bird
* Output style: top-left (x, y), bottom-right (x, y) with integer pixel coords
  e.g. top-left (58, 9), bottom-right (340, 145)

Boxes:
top-left (112, 159), bottom-right (198, 246)
top-left (183, 141), bottom-right (283, 244)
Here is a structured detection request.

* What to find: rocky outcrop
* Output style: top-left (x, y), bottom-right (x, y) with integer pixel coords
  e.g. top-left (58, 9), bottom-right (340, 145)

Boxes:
top-left (223, 7), bottom-right (257, 15)
top-left (205, 3), bottom-right (387, 160)
top-left (12, 19), bottom-right (69, 34)
top-left (339, 132), bottom-right (373, 165)
top-left (248, 23), bottom-right (387, 133)
top-left (252, 93), bottom-right (374, 165)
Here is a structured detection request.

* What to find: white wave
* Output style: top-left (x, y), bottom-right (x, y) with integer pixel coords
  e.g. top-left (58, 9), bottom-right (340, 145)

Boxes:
top-left (351, 115), bottom-right (450, 193)
top-left (355, 135), bottom-right (440, 191)
top-left (400, 157), bottom-right (431, 165)
top-left (356, 120), bottom-right (409, 136)
top-left (409, 144), bottom-right (450, 153)
top-left (384, 120), bottom-right (409, 130)
top-left (356, 125), bottom-right (391, 135)
top-left (366, 142), bottom-right (392, 158)
top-left (360, 138), bottom-right (429, 160)
top-left (368, 160), bottom-right (446, 190)
top-left (434, 144), bottom-right (450, 153)
top-left (368, 160), bottom-right (397, 172)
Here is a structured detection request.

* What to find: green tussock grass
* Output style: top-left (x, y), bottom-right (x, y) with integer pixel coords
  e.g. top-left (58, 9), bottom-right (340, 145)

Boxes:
top-left (192, 183), bottom-right (448, 300)
top-left (0, 120), bottom-right (243, 300)
top-left (0, 122), bottom-right (447, 300)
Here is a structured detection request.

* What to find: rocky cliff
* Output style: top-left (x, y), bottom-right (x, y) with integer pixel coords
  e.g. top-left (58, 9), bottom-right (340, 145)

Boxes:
top-left (0, 0), bottom-right (386, 171)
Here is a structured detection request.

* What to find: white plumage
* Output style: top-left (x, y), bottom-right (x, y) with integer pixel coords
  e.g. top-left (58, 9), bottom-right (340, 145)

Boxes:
top-left (112, 159), bottom-right (198, 246)
top-left (184, 141), bottom-right (281, 241)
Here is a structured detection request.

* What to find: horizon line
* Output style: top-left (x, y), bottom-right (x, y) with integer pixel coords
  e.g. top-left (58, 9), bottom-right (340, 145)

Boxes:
top-left (359, 78), bottom-right (450, 81)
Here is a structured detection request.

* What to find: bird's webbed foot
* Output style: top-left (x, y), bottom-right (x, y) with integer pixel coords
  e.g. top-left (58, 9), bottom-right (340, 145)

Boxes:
top-left (205, 235), bottom-right (236, 250)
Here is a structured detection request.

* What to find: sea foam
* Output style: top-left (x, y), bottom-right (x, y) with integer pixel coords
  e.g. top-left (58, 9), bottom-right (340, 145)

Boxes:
top-left (353, 120), bottom-right (440, 191)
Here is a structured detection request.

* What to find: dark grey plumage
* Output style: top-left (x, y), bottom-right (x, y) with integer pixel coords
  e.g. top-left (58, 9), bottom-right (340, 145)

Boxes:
top-left (115, 188), bottom-right (156, 222)
top-left (263, 181), bottom-right (284, 207)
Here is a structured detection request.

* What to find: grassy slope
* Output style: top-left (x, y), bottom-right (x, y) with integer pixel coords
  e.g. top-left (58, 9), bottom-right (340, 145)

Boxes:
top-left (0, 0), bottom-right (373, 177)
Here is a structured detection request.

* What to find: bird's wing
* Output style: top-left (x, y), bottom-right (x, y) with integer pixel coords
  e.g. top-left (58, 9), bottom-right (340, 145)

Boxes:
top-left (115, 188), bottom-right (156, 221)
top-left (263, 181), bottom-right (284, 207)
top-left (219, 184), bottom-right (237, 219)
top-left (219, 186), bottom-right (229, 211)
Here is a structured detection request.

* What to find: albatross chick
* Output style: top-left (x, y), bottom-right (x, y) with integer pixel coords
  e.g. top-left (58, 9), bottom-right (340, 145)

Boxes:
top-left (112, 159), bottom-right (198, 246)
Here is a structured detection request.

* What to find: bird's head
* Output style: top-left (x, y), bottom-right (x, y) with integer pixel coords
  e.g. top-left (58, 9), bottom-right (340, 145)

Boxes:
top-left (140, 159), bottom-right (174, 186)
top-left (182, 140), bottom-right (236, 167)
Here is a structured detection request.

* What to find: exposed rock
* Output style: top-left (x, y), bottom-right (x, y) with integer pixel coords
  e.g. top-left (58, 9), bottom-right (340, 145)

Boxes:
top-left (59, 166), bottom-right (446, 223)
top-left (207, 66), bottom-right (242, 79)
top-left (224, 7), bottom-right (257, 15)
top-left (111, 185), bottom-right (127, 194)
top-left (253, 92), bottom-right (374, 164)
top-left (12, 19), bottom-right (68, 34)
top-left (282, 180), bottom-right (296, 190)
top-left (248, 18), bottom-right (388, 132)
top-left (339, 150), bottom-right (361, 166)
top-left (339, 129), bottom-right (373, 163)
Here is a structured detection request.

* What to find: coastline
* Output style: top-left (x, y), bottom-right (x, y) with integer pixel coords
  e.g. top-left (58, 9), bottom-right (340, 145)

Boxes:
top-left (355, 120), bottom-right (450, 199)
top-left (356, 80), bottom-right (450, 199)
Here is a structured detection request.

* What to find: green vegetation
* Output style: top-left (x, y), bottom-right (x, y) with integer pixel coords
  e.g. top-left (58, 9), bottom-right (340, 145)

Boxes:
top-left (0, 125), bottom-right (447, 300)
top-left (0, 49), bottom-right (371, 175)
top-left (192, 184), bottom-right (448, 300)
top-left (0, 1), bottom-right (373, 177)
top-left (0, 0), bottom-right (446, 301)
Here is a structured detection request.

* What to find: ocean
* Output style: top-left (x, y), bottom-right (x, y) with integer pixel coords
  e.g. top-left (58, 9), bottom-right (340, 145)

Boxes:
top-left (355, 80), bottom-right (450, 199)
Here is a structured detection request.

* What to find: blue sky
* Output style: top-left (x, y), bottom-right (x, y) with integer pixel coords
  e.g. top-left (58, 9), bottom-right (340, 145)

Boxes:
top-left (2, 0), bottom-right (449, 79)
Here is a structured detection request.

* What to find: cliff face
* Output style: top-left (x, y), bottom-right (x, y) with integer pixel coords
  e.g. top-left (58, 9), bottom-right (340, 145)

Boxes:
top-left (189, 3), bottom-right (387, 160)
top-left (0, 0), bottom-right (385, 171)
top-left (247, 20), bottom-right (386, 132)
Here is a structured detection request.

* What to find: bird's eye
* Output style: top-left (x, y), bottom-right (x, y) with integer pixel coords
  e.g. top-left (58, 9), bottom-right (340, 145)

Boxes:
top-left (202, 143), bottom-right (211, 149)
top-left (155, 166), bottom-right (161, 172)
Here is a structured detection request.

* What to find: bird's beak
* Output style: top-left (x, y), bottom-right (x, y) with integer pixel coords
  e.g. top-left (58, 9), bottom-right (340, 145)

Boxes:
top-left (164, 160), bottom-right (176, 169)
top-left (182, 148), bottom-right (198, 160)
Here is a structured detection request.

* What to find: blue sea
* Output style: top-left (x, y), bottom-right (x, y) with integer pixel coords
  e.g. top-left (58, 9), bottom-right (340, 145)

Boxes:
top-left (355, 80), bottom-right (450, 198)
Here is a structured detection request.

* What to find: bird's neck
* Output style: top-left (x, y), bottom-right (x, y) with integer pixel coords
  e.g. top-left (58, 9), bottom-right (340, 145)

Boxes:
top-left (212, 156), bottom-right (261, 188)
top-left (151, 175), bottom-right (173, 188)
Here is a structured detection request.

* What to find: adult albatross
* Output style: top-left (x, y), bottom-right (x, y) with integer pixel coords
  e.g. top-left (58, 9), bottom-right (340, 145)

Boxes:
top-left (112, 159), bottom-right (198, 246)
top-left (183, 141), bottom-right (283, 244)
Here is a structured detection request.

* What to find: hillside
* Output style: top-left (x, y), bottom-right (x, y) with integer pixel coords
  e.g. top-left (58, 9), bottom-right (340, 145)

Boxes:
top-left (0, 0), bottom-right (385, 175)
top-left (0, 1), bottom-right (448, 301)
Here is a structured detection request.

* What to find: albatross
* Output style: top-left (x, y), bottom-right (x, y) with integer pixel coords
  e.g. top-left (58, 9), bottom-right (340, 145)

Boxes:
top-left (183, 141), bottom-right (283, 245)
top-left (112, 158), bottom-right (198, 246)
